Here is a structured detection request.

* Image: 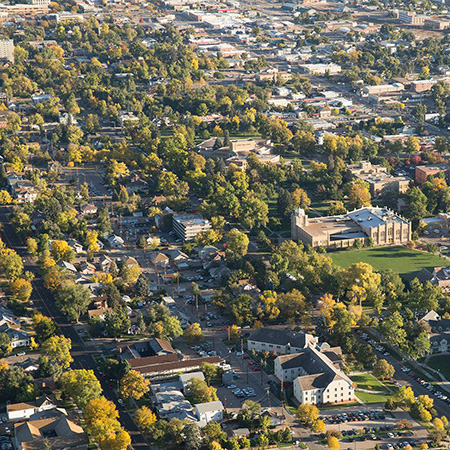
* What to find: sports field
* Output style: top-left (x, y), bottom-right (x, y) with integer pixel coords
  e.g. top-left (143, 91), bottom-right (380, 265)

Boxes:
top-left (330, 246), bottom-right (448, 281)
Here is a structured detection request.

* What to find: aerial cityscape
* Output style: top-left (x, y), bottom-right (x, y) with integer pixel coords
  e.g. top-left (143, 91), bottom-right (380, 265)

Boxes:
top-left (0, 0), bottom-right (449, 449)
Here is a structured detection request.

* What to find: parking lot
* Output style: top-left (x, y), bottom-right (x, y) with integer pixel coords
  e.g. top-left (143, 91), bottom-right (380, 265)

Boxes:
top-left (320, 407), bottom-right (428, 450)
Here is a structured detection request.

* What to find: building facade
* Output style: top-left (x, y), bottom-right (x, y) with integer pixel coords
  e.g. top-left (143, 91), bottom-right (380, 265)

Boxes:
top-left (172, 214), bottom-right (211, 241)
top-left (291, 207), bottom-right (411, 249)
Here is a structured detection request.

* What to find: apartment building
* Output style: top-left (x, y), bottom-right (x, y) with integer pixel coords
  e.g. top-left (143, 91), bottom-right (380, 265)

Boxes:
top-left (291, 206), bottom-right (411, 249)
top-left (415, 165), bottom-right (450, 185)
top-left (396, 10), bottom-right (426, 25)
top-left (0, 39), bottom-right (14, 63)
top-left (274, 347), bottom-right (354, 405)
top-left (347, 161), bottom-right (410, 196)
top-left (172, 214), bottom-right (211, 242)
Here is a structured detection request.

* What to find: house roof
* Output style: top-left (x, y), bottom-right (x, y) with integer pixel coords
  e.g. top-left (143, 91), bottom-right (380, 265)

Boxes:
top-left (249, 327), bottom-right (314, 348)
top-left (195, 400), bottom-right (224, 413)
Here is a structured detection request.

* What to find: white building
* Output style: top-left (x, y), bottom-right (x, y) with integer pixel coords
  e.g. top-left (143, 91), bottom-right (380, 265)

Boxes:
top-left (247, 327), bottom-right (318, 354)
top-left (0, 39), bottom-right (14, 63)
top-left (172, 214), bottom-right (211, 242)
top-left (7, 396), bottom-right (56, 421)
top-left (194, 400), bottom-right (224, 424)
top-left (275, 347), bottom-right (355, 405)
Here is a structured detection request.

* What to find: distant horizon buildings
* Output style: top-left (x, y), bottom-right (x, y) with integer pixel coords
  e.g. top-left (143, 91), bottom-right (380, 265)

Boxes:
top-left (0, 39), bottom-right (14, 64)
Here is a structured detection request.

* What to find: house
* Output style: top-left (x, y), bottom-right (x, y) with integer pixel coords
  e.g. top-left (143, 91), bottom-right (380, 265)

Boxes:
top-left (58, 261), bottom-right (77, 273)
top-left (416, 267), bottom-right (450, 292)
top-left (107, 234), bottom-right (125, 248)
top-left (125, 174), bottom-right (148, 194)
top-left (150, 252), bottom-right (170, 268)
top-left (80, 261), bottom-right (96, 275)
top-left (0, 323), bottom-right (30, 348)
top-left (98, 255), bottom-right (113, 272)
top-left (7, 396), bottom-right (56, 421)
top-left (231, 428), bottom-right (250, 438)
top-left (67, 239), bottom-right (83, 254)
top-left (14, 415), bottom-right (88, 450)
top-left (80, 203), bottom-right (98, 215)
top-left (247, 327), bottom-right (318, 354)
top-left (194, 400), bottom-right (224, 425)
top-left (198, 245), bottom-right (220, 260)
top-left (150, 195), bottom-right (166, 206)
top-left (419, 310), bottom-right (441, 322)
top-left (167, 249), bottom-right (189, 263)
top-left (426, 318), bottom-right (450, 354)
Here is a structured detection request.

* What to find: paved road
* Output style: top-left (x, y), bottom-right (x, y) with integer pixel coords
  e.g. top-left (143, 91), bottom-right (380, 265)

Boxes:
top-left (358, 331), bottom-right (450, 419)
top-left (0, 208), bottom-right (150, 449)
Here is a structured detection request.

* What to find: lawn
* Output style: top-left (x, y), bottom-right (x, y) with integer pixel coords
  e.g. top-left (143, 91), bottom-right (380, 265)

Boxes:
top-left (355, 391), bottom-right (390, 404)
top-left (329, 246), bottom-right (448, 281)
top-left (426, 355), bottom-right (450, 381)
top-left (350, 373), bottom-right (389, 392)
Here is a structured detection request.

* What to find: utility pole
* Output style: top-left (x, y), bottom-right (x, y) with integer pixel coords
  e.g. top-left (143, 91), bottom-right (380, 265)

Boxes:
top-left (266, 386), bottom-right (271, 409)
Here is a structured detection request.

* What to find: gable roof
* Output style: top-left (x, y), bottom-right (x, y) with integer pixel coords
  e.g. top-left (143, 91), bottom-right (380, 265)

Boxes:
top-left (249, 327), bottom-right (314, 348)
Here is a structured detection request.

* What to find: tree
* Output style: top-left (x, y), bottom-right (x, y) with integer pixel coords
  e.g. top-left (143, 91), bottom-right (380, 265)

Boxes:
top-left (135, 406), bottom-right (157, 433)
top-left (146, 304), bottom-right (183, 341)
top-left (0, 248), bottom-right (23, 281)
top-left (393, 386), bottom-right (415, 407)
top-left (312, 419), bottom-right (326, 433)
top-left (184, 322), bottom-right (205, 344)
top-left (135, 274), bottom-right (150, 297)
top-left (41, 336), bottom-right (73, 377)
top-left (348, 179), bottom-right (371, 208)
top-left (86, 230), bottom-right (99, 253)
top-left (373, 359), bottom-right (395, 380)
top-left (226, 229), bottom-right (249, 261)
top-left (106, 160), bottom-right (130, 184)
top-left (201, 362), bottom-right (220, 384)
top-left (0, 333), bottom-right (11, 357)
top-left (50, 240), bottom-right (75, 263)
top-left (184, 423), bottom-right (202, 450)
top-left (379, 311), bottom-right (406, 347)
top-left (33, 313), bottom-right (57, 342)
top-left (0, 190), bottom-right (12, 205)
top-left (56, 282), bottom-right (92, 322)
top-left (407, 187), bottom-right (428, 222)
top-left (120, 369), bottom-right (150, 400)
top-left (238, 400), bottom-right (261, 426)
top-left (328, 201), bottom-right (347, 216)
top-left (60, 369), bottom-right (102, 408)
top-left (26, 237), bottom-right (38, 255)
top-left (188, 377), bottom-right (218, 403)
top-left (295, 404), bottom-right (319, 425)
top-left (105, 308), bottom-right (131, 338)
top-left (97, 206), bottom-right (112, 236)
top-left (328, 436), bottom-right (340, 450)
top-left (9, 278), bottom-right (32, 302)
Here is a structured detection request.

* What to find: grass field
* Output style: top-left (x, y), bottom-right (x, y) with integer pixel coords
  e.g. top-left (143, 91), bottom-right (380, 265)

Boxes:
top-left (350, 373), bottom-right (389, 392)
top-left (329, 246), bottom-right (448, 281)
top-left (355, 390), bottom-right (390, 404)
top-left (426, 355), bottom-right (450, 381)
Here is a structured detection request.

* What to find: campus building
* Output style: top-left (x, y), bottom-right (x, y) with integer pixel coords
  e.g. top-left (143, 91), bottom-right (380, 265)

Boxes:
top-left (291, 206), bottom-right (411, 249)
top-left (347, 161), bottom-right (410, 196)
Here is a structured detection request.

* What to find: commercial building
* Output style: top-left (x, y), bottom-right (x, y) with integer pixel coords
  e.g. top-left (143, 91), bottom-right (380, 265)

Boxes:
top-left (291, 206), bottom-right (411, 249)
top-left (172, 214), bottom-right (211, 241)
top-left (411, 79), bottom-right (437, 93)
top-left (0, 2), bottom-right (49, 15)
top-left (415, 165), bottom-right (450, 185)
top-left (0, 39), bottom-right (14, 63)
top-left (298, 63), bottom-right (342, 75)
top-left (347, 161), bottom-right (410, 196)
top-left (362, 83), bottom-right (404, 97)
top-left (396, 10), bottom-right (426, 25)
top-left (424, 18), bottom-right (450, 30)
top-left (247, 327), bottom-right (318, 354)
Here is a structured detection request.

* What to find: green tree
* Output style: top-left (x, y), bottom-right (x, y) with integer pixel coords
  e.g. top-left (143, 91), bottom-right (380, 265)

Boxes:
top-left (56, 282), bottom-right (92, 322)
top-left (188, 377), bottom-right (218, 403)
top-left (32, 313), bottom-right (57, 342)
top-left (226, 229), bottom-right (249, 261)
top-left (105, 308), bottom-right (131, 338)
top-left (0, 333), bottom-right (11, 357)
top-left (135, 274), bottom-right (150, 297)
top-left (373, 359), bottom-right (395, 380)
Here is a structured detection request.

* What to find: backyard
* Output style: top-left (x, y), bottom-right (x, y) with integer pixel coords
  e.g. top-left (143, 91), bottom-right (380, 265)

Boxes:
top-left (329, 246), bottom-right (448, 281)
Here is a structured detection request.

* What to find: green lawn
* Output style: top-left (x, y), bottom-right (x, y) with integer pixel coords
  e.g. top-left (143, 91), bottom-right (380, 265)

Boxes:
top-left (350, 373), bottom-right (389, 392)
top-left (426, 355), bottom-right (450, 381)
top-left (329, 246), bottom-right (448, 281)
top-left (355, 390), bottom-right (390, 404)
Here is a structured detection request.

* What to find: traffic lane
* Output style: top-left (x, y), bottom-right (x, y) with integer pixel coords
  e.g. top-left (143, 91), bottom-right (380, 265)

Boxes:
top-left (73, 353), bottom-right (150, 449)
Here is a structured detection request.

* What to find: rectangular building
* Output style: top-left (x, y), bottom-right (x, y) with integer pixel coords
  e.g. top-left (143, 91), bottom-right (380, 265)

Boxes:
top-left (415, 165), bottom-right (449, 185)
top-left (347, 161), bottom-right (410, 196)
top-left (291, 206), bottom-right (411, 249)
top-left (172, 214), bottom-right (211, 242)
top-left (0, 39), bottom-right (14, 63)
